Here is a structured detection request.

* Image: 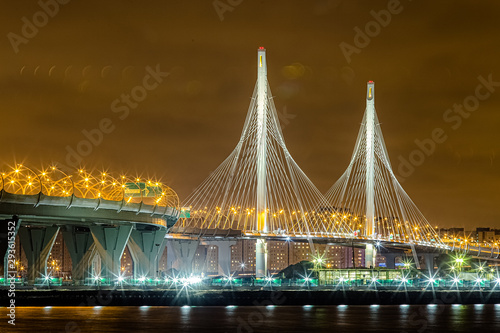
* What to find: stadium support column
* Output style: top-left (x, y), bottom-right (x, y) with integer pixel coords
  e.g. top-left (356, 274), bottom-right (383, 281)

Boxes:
top-left (127, 225), bottom-right (167, 279)
top-left (62, 226), bottom-right (94, 283)
top-left (365, 81), bottom-right (376, 268)
top-left (90, 224), bottom-right (132, 281)
top-left (18, 225), bottom-right (60, 283)
top-left (255, 46), bottom-right (268, 278)
top-left (165, 239), bottom-right (199, 276)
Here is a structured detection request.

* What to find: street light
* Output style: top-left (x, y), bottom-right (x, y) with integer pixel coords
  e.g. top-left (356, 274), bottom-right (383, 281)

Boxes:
top-left (313, 258), bottom-right (323, 265)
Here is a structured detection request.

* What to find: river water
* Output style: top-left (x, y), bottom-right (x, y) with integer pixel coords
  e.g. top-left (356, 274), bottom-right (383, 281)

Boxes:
top-left (1, 304), bottom-right (500, 332)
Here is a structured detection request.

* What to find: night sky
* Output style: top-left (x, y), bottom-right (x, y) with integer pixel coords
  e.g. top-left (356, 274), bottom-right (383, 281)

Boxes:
top-left (1, 0), bottom-right (499, 229)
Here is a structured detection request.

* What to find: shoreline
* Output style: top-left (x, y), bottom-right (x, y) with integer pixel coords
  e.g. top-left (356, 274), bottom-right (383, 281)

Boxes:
top-left (2, 289), bottom-right (500, 306)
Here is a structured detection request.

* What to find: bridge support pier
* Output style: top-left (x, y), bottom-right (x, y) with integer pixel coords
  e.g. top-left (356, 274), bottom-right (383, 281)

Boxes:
top-left (256, 239), bottom-right (268, 277)
top-left (62, 226), bottom-right (94, 283)
top-left (201, 240), bottom-right (237, 276)
top-left (18, 225), bottom-right (60, 283)
top-left (166, 239), bottom-right (199, 276)
top-left (382, 253), bottom-right (399, 269)
top-left (90, 225), bottom-right (132, 281)
top-left (127, 225), bottom-right (167, 279)
top-left (1, 216), bottom-right (21, 282)
top-left (423, 253), bottom-right (439, 274)
top-left (365, 244), bottom-right (376, 268)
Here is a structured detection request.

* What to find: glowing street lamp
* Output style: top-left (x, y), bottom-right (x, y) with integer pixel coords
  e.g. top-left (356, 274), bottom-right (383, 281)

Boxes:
top-left (452, 255), bottom-right (466, 272)
top-left (425, 274), bottom-right (437, 288)
top-left (312, 254), bottom-right (326, 271)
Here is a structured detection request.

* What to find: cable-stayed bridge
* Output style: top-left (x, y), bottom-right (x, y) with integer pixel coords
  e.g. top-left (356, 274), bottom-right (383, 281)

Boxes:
top-left (1, 48), bottom-right (498, 283)
top-left (171, 47), bottom-right (357, 275)
top-left (170, 47), bottom-right (498, 276)
top-left (325, 81), bottom-right (442, 268)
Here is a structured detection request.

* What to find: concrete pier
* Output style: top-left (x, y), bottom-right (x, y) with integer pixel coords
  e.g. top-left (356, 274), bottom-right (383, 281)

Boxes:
top-left (62, 226), bottom-right (94, 282)
top-left (90, 225), bottom-right (132, 280)
top-left (128, 225), bottom-right (167, 279)
top-left (18, 225), bottom-right (60, 283)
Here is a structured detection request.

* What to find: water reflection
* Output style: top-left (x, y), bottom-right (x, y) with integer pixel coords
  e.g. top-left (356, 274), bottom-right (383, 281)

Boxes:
top-left (2, 305), bottom-right (500, 332)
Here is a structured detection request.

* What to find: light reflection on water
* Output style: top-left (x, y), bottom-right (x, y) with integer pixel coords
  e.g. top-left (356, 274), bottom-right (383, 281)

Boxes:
top-left (1, 305), bottom-right (500, 332)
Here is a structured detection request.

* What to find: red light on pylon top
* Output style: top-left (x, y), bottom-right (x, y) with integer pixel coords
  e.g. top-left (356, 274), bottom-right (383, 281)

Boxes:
top-left (259, 46), bottom-right (265, 50)
top-left (368, 80), bottom-right (374, 83)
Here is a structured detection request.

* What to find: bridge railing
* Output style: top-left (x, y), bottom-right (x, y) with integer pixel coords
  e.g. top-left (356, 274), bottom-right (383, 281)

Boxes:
top-left (454, 243), bottom-right (500, 259)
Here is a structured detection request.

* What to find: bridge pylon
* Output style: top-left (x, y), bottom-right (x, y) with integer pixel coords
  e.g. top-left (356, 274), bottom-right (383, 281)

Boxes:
top-left (326, 81), bottom-right (444, 267)
top-left (365, 81), bottom-right (376, 267)
top-left (175, 48), bottom-right (354, 277)
top-left (255, 47), bottom-right (268, 278)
